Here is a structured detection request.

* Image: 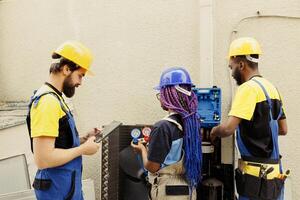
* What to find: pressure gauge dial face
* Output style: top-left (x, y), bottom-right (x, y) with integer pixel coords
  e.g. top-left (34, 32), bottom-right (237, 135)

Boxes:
top-left (142, 127), bottom-right (151, 137)
top-left (130, 128), bottom-right (141, 139)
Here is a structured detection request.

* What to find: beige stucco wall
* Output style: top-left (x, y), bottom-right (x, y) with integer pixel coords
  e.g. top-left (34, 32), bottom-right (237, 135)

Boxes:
top-left (1, 0), bottom-right (299, 199)
top-left (0, 0), bottom-right (200, 199)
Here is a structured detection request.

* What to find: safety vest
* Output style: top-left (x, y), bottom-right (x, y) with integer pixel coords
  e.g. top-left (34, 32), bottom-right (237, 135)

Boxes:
top-left (26, 91), bottom-right (83, 200)
top-left (147, 115), bottom-right (196, 200)
top-left (148, 152), bottom-right (196, 200)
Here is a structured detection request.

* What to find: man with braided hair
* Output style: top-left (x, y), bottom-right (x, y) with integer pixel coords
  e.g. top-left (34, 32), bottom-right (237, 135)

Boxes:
top-left (131, 67), bottom-right (201, 200)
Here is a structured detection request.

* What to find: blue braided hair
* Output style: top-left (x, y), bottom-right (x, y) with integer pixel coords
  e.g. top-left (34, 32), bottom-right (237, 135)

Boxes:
top-left (160, 85), bottom-right (202, 188)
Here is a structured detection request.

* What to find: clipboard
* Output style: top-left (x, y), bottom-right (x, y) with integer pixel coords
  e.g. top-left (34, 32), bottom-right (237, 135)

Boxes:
top-left (94, 121), bottom-right (122, 143)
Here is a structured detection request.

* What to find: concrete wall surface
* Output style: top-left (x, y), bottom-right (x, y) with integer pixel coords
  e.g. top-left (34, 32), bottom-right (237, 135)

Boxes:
top-left (1, 0), bottom-right (299, 199)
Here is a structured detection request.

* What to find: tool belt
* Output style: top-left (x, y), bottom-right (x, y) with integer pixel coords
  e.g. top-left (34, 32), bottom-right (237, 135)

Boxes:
top-left (235, 159), bottom-right (286, 200)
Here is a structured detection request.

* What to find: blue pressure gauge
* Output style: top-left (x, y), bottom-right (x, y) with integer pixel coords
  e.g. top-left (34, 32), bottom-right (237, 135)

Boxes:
top-left (130, 128), bottom-right (141, 144)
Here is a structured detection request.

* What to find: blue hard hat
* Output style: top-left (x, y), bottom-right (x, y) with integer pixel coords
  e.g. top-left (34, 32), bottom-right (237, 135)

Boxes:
top-left (154, 67), bottom-right (194, 90)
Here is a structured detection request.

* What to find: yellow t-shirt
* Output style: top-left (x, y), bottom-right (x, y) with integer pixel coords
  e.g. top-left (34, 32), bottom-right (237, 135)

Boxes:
top-left (228, 76), bottom-right (286, 158)
top-left (229, 77), bottom-right (285, 120)
top-left (30, 84), bottom-right (69, 138)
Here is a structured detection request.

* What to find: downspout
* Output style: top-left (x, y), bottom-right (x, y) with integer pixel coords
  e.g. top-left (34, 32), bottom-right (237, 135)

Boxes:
top-left (199, 0), bottom-right (214, 88)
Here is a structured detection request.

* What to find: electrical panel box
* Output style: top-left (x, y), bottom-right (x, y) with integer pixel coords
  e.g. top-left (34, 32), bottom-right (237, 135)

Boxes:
top-left (193, 87), bottom-right (221, 128)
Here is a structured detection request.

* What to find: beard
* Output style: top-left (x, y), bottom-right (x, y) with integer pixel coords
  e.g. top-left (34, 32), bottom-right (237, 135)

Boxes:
top-left (233, 68), bottom-right (243, 86)
top-left (63, 75), bottom-right (76, 98)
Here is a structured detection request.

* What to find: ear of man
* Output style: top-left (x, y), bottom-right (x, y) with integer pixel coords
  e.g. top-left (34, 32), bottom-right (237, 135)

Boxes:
top-left (62, 65), bottom-right (72, 76)
top-left (239, 61), bottom-right (246, 71)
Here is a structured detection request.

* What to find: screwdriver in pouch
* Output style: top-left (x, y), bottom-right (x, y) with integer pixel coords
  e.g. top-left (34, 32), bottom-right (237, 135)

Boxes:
top-left (262, 167), bottom-right (274, 179)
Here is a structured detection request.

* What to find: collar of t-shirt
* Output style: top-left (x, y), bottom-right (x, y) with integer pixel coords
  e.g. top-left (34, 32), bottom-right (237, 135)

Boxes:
top-left (45, 82), bottom-right (63, 97)
top-left (249, 74), bottom-right (262, 80)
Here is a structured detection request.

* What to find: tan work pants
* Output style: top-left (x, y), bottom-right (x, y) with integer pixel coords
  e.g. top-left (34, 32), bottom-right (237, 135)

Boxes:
top-left (148, 155), bottom-right (196, 200)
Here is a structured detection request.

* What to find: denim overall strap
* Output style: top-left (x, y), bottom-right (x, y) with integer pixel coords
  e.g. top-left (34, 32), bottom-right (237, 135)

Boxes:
top-left (238, 80), bottom-right (284, 200)
top-left (252, 79), bottom-right (281, 160)
top-left (27, 91), bottom-right (68, 152)
top-left (29, 92), bottom-right (83, 200)
top-left (236, 125), bottom-right (252, 156)
top-left (29, 91), bottom-right (82, 160)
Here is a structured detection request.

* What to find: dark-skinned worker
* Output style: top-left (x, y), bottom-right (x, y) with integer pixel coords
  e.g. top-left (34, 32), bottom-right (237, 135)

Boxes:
top-left (210, 37), bottom-right (288, 200)
top-left (131, 67), bottom-right (202, 200)
top-left (26, 41), bottom-right (101, 200)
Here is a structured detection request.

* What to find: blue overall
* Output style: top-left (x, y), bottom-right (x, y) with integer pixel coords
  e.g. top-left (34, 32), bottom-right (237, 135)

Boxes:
top-left (27, 92), bottom-right (83, 200)
top-left (236, 79), bottom-right (284, 200)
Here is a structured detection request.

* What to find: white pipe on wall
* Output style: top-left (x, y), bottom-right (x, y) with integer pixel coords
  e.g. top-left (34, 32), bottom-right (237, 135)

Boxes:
top-left (199, 0), bottom-right (213, 88)
top-left (200, 0), bottom-right (235, 165)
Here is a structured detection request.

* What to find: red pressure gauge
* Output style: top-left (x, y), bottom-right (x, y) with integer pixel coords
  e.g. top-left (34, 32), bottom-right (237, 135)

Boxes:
top-left (142, 127), bottom-right (151, 142)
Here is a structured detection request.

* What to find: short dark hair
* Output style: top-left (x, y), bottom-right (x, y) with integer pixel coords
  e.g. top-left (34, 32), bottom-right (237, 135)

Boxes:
top-left (233, 54), bottom-right (259, 69)
top-left (49, 53), bottom-right (79, 74)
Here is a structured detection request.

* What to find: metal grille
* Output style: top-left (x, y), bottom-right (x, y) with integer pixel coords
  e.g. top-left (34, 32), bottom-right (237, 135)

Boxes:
top-left (101, 125), bottom-right (150, 200)
top-left (101, 127), bottom-right (120, 200)
top-left (101, 137), bottom-right (109, 200)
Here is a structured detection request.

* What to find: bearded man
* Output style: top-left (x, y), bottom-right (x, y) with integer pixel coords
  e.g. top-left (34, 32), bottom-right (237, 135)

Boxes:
top-left (210, 37), bottom-right (287, 200)
top-left (27, 41), bottom-right (100, 200)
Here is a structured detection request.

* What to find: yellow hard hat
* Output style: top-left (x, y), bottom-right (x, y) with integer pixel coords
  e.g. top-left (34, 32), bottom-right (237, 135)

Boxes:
top-left (53, 41), bottom-right (94, 74)
top-left (228, 37), bottom-right (262, 58)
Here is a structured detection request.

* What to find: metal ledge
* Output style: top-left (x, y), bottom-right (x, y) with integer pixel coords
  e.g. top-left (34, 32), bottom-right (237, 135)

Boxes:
top-left (0, 101), bottom-right (28, 130)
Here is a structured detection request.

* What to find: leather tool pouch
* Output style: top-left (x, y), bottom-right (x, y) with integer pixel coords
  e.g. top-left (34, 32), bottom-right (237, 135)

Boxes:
top-left (235, 168), bottom-right (284, 200)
